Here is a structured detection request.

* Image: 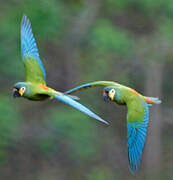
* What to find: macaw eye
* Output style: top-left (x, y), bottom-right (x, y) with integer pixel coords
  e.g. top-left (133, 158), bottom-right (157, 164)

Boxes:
top-left (110, 89), bottom-right (115, 94)
top-left (108, 89), bottom-right (116, 100)
top-left (21, 87), bottom-right (26, 92)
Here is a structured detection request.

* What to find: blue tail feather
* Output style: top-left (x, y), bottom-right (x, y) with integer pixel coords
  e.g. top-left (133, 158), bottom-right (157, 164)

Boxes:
top-left (55, 95), bottom-right (108, 125)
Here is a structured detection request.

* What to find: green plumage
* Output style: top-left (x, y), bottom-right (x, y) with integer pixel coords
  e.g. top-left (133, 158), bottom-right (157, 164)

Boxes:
top-left (12, 15), bottom-right (109, 125)
top-left (23, 57), bottom-right (46, 85)
top-left (65, 80), bottom-right (161, 174)
top-left (103, 85), bottom-right (146, 125)
top-left (126, 95), bottom-right (145, 124)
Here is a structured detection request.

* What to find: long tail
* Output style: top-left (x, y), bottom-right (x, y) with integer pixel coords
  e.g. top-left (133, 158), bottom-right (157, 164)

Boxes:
top-left (55, 94), bottom-right (109, 125)
top-left (144, 96), bottom-right (162, 105)
top-left (67, 95), bottom-right (80, 101)
top-left (65, 81), bottom-right (119, 95)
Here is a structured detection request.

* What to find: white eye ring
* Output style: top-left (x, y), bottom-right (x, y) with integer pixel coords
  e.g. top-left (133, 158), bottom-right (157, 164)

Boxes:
top-left (108, 89), bottom-right (116, 100)
top-left (110, 89), bottom-right (115, 94)
top-left (21, 87), bottom-right (26, 92)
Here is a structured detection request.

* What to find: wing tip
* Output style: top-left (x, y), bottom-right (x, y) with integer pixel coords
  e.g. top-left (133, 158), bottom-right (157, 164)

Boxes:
top-left (21, 14), bottom-right (32, 33)
top-left (21, 14), bottom-right (28, 26)
top-left (22, 14), bottom-right (27, 20)
top-left (97, 117), bottom-right (109, 125)
top-left (55, 95), bottom-right (109, 125)
top-left (128, 155), bottom-right (140, 175)
top-left (129, 166), bottom-right (138, 176)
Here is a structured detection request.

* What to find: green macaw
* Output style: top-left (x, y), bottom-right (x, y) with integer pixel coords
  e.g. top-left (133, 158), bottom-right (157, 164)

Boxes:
top-left (12, 15), bottom-right (108, 125)
top-left (65, 81), bottom-right (161, 174)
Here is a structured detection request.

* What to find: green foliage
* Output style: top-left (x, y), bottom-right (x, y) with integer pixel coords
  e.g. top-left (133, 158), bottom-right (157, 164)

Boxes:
top-left (1, 0), bottom-right (66, 41)
top-left (38, 107), bottom-right (101, 160)
top-left (105, 0), bottom-right (173, 20)
top-left (0, 0), bottom-right (172, 179)
top-left (159, 18), bottom-right (173, 41)
top-left (105, 0), bottom-right (128, 12)
top-left (0, 95), bottom-right (21, 162)
top-left (0, 95), bottom-right (21, 140)
top-left (0, 0), bottom-right (67, 82)
top-left (86, 166), bottom-right (117, 180)
top-left (137, 0), bottom-right (173, 16)
top-left (89, 19), bottom-right (133, 54)
top-left (20, 0), bottom-right (66, 41)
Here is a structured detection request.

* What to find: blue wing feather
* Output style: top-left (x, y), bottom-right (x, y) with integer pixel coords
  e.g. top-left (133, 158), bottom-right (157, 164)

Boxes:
top-left (21, 15), bottom-right (46, 81)
top-left (55, 95), bottom-right (108, 125)
top-left (127, 103), bottom-right (149, 174)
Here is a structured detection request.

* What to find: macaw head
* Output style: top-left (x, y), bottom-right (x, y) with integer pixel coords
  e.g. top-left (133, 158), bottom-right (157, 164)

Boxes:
top-left (103, 86), bottom-right (117, 102)
top-left (13, 82), bottom-right (29, 98)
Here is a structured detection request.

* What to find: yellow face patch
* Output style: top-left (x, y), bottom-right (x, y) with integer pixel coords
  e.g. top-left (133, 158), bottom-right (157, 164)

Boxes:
top-left (19, 87), bottom-right (26, 96)
top-left (108, 89), bottom-right (116, 100)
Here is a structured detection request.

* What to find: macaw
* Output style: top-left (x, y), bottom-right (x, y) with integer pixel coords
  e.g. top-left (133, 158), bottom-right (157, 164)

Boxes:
top-left (65, 81), bottom-right (161, 174)
top-left (12, 15), bottom-right (108, 125)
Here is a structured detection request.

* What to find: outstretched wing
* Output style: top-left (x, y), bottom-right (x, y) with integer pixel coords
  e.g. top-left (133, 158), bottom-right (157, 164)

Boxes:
top-left (55, 94), bottom-right (108, 125)
top-left (127, 96), bottom-right (149, 174)
top-left (65, 81), bottom-right (121, 94)
top-left (21, 15), bottom-right (46, 84)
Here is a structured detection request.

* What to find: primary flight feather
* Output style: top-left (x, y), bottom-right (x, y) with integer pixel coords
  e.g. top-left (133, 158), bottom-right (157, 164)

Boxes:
top-left (13, 15), bottom-right (108, 125)
top-left (65, 81), bottom-right (161, 174)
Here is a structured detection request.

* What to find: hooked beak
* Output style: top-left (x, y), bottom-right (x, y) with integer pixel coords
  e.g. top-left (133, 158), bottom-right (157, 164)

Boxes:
top-left (19, 89), bottom-right (24, 96)
top-left (13, 88), bottom-right (20, 98)
top-left (103, 90), bottom-right (111, 102)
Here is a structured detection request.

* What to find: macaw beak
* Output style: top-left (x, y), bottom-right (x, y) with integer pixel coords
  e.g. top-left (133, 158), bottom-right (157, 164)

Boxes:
top-left (13, 88), bottom-right (20, 98)
top-left (19, 89), bottom-right (24, 96)
top-left (103, 90), bottom-right (111, 102)
top-left (109, 93), bottom-right (114, 101)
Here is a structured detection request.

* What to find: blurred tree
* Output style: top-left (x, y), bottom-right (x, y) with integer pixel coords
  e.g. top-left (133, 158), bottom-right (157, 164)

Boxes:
top-left (0, 95), bottom-right (21, 163)
top-left (0, 0), bottom-right (173, 179)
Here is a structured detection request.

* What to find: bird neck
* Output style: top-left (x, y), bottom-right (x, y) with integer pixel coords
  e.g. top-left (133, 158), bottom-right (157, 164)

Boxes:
top-left (114, 89), bottom-right (126, 105)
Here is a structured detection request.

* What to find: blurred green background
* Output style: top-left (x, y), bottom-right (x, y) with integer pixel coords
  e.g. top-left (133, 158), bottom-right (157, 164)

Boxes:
top-left (0, 0), bottom-right (173, 179)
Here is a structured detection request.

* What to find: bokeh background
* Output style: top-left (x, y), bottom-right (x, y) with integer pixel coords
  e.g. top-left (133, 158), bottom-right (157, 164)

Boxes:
top-left (0, 0), bottom-right (173, 179)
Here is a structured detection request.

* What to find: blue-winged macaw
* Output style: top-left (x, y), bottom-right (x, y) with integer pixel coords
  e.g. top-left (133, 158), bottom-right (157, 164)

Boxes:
top-left (65, 81), bottom-right (161, 174)
top-left (12, 15), bottom-right (108, 125)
